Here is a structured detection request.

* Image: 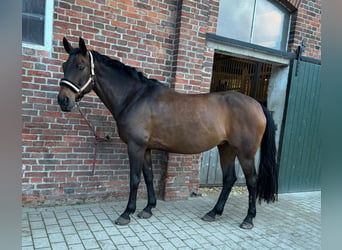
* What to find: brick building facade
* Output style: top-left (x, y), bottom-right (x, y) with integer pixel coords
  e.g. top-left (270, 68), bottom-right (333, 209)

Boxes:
top-left (22, 0), bottom-right (321, 206)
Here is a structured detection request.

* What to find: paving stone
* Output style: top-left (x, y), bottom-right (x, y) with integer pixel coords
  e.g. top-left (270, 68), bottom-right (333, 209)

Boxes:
top-left (175, 246), bottom-right (192, 250)
top-left (69, 244), bottom-right (85, 250)
top-left (159, 241), bottom-right (178, 249)
top-left (78, 230), bottom-right (95, 240)
top-left (94, 212), bottom-right (109, 220)
top-left (22, 235), bottom-right (33, 246)
top-left (48, 232), bottom-right (65, 243)
top-left (54, 212), bottom-right (69, 220)
top-left (97, 239), bottom-right (116, 250)
top-left (98, 219), bottom-right (114, 228)
top-left (43, 218), bottom-right (58, 226)
top-left (168, 237), bottom-right (187, 248)
top-left (73, 221), bottom-right (89, 231)
top-left (190, 234), bottom-right (210, 245)
top-left (93, 230), bottom-right (110, 241)
top-left (174, 230), bottom-right (192, 240)
top-left (150, 221), bottom-right (168, 230)
top-left (151, 232), bottom-right (169, 243)
top-left (31, 229), bottom-right (48, 239)
top-left (45, 224), bottom-right (62, 234)
top-left (137, 231), bottom-right (154, 242)
top-left (30, 220), bottom-right (45, 229)
top-left (194, 227), bottom-right (213, 237)
top-left (64, 233), bottom-right (82, 245)
top-left (87, 223), bottom-right (104, 232)
top-left (128, 223), bottom-right (145, 234)
top-left (198, 243), bottom-right (221, 250)
top-left (84, 216), bottom-right (99, 224)
top-left (70, 215), bottom-right (84, 223)
top-left (125, 235), bottom-right (144, 247)
top-left (132, 245), bottom-right (149, 250)
top-left (51, 242), bottom-right (68, 250)
top-left (104, 226), bottom-right (121, 236)
top-left (158, 229), bottom-right (177, 239)
top-left (81, 238), bottom-right (100, 249)
top-left (183, 238), bottom-right (202, 248)
top-left (60, 225), bottom-right (77, 235)
top-left (22, 246), bottom-right (34, 250)
top-left (79, 209), bottom-right (94, 217)
top-left (32, 237), bottom-right (50, 249)
top-left (110, 234), bottom-right (129, 245)
top-left (116, 244), bottom-right (133, 250)
top-left (22, 191), bottom-right (321, 250)
top-left (143, 240), bottom-right (162, 249)
top-left (205, 235), bottom-right (222, 246)
top-left (28, 214), bottom-right (42, 222)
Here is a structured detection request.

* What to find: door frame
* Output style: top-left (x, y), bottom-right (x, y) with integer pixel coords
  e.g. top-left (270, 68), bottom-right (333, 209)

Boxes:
top-left (201, 34), bottom-right (294, 186)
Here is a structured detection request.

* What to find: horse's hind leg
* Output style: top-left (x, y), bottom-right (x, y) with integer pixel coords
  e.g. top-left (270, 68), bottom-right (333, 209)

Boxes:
top-left (137, 149), bottom-right (156, 219)
top-left (238, 154), bottom-right (257, 229)
top-left (202, 144), bottom-right (237, 221)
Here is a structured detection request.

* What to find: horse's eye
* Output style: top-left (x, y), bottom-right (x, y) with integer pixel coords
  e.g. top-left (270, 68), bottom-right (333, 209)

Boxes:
top-left (77, 64), bottom-right (85, 71)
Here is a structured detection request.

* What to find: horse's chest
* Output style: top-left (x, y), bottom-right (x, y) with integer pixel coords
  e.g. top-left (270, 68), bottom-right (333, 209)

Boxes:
top-left (116, 115), bottom-right (150, 145)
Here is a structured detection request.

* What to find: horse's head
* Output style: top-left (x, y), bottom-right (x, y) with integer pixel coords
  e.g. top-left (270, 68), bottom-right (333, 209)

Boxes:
top-left (57, 37), bottom-right (95, 112)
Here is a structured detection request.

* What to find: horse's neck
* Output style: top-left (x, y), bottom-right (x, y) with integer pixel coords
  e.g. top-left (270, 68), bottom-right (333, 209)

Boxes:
top-left (92, 61), bottom-right (143, 120)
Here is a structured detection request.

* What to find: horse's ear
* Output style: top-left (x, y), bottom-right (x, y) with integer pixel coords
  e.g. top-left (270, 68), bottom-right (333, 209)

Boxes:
top-left (79, 37), bottom-right (87, 55)
top-left (63, 37), bottom-right (73, 54)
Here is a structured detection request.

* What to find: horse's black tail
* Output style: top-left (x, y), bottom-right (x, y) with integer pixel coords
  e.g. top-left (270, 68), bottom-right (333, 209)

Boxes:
top-left (256, 105), bottom-right (279, 204)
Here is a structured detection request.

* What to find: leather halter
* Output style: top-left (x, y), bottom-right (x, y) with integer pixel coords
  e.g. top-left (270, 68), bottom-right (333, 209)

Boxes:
top-left (59, 51), bottom-right (95, 101)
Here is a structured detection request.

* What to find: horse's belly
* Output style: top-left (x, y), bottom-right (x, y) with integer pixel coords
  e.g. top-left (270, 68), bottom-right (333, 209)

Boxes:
top-left (166, 142), bottom-right (221, 154)
top-left (148, 128), bottom-right (225, 154)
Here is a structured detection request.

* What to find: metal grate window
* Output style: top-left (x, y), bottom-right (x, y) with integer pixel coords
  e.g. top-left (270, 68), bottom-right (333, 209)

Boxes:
top-left (210, 54), bottom-right (272, 103)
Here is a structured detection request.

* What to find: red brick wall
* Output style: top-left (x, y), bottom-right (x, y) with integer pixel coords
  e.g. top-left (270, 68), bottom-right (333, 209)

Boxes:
top-left (22, 0), bottom-right (321, 206)
top-left (287, 0), bottom-right (321, 59)
top-left (163, 0), bottom-right (219, 200)
top-left (22, 0), bottom-right (218, 206)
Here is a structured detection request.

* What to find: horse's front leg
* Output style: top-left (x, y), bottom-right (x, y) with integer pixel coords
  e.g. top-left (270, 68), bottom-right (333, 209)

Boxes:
top-left (137, 149), bottom-right (156, 219)
top-left (115, 143), bottom-right (145, 225)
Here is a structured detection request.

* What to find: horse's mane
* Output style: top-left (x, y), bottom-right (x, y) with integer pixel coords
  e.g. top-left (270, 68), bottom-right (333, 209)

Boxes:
top-left (91, 50), bottom-right (162, 86)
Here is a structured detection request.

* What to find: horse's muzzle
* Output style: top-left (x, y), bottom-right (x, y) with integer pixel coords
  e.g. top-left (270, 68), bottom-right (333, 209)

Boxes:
top-left (57, 95), bottom-right (73, 112)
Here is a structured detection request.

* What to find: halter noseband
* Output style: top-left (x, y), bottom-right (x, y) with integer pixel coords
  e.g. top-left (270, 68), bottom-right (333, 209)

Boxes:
top-left (59, 51), bottom-right (95, 101)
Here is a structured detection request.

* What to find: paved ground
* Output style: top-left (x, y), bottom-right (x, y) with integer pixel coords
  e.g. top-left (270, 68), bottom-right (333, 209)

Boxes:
top-left (22, 191), bottom-right (321, 250)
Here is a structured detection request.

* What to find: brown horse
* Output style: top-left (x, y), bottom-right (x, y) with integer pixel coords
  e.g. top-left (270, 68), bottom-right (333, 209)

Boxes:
top-left (57, 37), bottom-right (278, 229)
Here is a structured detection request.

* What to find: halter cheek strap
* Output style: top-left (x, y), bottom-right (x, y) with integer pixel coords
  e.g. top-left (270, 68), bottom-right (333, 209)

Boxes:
top-left (59, 51), bottom-right (95, 101)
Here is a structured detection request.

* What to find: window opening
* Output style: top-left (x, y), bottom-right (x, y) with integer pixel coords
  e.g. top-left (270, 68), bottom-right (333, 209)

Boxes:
top-left (217, 0), bottom-right (290, 51)
top-left (22, 0), bottom-right (53, 51)
top-left (210, 54), bottom-right (272, 104)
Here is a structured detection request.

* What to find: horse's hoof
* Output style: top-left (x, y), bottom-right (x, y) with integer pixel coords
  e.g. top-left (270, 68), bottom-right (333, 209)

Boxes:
top-left (239, 221), bottom-right (254, 229)
top-left (201, 214), bottom-right (215, 222)
top-left (115, 216), bottom-right (130, 225)
top-left (137, 210), bottom-right (152, 219)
